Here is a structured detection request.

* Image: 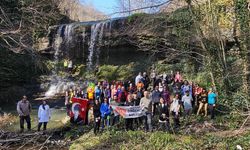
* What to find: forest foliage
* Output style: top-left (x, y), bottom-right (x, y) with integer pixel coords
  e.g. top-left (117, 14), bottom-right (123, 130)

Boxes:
top-left (119, 0), bottom-right (250, 112)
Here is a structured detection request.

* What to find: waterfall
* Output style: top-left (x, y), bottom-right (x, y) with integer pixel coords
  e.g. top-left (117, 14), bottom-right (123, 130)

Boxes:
top-left (87, 23), bottom-right (101, 69)
top-left (44, 24), bottom-right (76, 97)
top-left (51, 25), bottom-right (64, 74)
top-left (64, 23), bottom-right (75, 45)
top-left (87, 20), bottom-right (111, 70)
top-left (44, 19), bottom-right (115, 97)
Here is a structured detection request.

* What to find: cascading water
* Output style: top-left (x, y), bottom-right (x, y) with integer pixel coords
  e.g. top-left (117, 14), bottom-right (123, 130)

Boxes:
top-left (64, 24), bottom-right (74, 44)
top-left (44, 19), bottom-right (114, 97)
top-left (87, 20), bottom-right (111, 70)
top-left (44, 24), bottom-right (76, 97)
top-left (87, 23), bottom-right (101, 69)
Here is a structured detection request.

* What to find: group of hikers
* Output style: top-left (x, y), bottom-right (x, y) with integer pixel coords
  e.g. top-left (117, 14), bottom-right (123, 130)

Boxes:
top-left (16, 70), bottom-right (217, 134)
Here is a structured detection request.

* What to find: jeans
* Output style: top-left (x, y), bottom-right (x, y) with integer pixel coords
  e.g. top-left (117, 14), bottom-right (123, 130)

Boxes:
top-left (101, 115), bottom-right (110, 129)
top-left (144, 113), bottom-right (152, 131)
top-left (112, 115), bottom-right (120, 126)
top-left (38, 122), bottom-right (47, 131)
top-left (20, 115), bottom-right (31, 131)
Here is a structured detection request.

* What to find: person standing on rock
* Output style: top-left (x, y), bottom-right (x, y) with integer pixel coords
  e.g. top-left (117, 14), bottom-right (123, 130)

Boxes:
top-left (68, 59), bottom-right (73, 73)
top-left (17, 95), bottom-right (32, 132)
top-left (38, 100), bottom-right (51, 131)
top-left (63, 59), bottom-right (68, 71)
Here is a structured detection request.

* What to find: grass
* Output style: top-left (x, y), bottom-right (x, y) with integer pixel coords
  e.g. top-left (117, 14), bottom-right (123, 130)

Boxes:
top-left (69, 113), bottom-right (250, 150)
top-left (1, 108), bottom-right (67, 132)
top-left (69, 128), bottom-right (250, 150)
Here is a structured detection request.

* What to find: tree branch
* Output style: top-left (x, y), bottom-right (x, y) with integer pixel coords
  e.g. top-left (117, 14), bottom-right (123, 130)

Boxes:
top-left (109, 0), bottom-right (172, 16)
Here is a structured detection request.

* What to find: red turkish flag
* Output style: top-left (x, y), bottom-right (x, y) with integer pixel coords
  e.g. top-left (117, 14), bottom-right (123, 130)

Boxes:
top-left (70, 97), bottom-right (88, 121)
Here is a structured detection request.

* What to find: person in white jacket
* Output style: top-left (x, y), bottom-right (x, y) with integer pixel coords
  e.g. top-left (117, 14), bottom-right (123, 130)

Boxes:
top-left (38, 100), bottom-right (51, 131)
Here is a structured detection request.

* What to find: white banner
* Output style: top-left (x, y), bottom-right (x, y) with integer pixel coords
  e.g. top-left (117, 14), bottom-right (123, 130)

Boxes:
top-left (111, 105), bottom-right (145, 118)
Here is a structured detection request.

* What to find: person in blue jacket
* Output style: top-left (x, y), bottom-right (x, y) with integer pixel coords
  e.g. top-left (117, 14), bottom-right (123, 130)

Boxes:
top-left (208, 88), bottom-right (217, 119)
top-left (181, 80), bottom-right (192, 96)
top-left (95, 86), bottom-right (101, 100)
top-left (100, 98), bottom-right (111, 129)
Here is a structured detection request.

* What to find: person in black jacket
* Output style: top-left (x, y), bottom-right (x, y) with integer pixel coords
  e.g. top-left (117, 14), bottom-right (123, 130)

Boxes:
top-left (158, 97), bottom-right (170, 132)
top-left (124, 94), bottom-right (134, 131)
top-left (93, 99), bottom-right (101, 135)
top-left (142, 72), bottom-right (150, 90)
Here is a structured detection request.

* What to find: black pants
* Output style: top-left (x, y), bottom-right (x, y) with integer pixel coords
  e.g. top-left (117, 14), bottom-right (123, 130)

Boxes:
top-left (20, 115), bottom-right (31, 130)
top-left (134, 117), bottom-right (143, 129)
top-left (112, 115), bottom-right (120, 126)
top-left (159, 119), bottom-right (170, 131)
top-left (38, 122), bottom-right (47, 131)
top-left (153, 102), bottom-right (159, 116)
top-left (209, 104), bottom-right (215, 119)
top-left (125, 118), bottom-right (133, 131)
top-left (172, 111), bottom-right (180, 128)
top-left (94, 117), bottom-right (101, 134)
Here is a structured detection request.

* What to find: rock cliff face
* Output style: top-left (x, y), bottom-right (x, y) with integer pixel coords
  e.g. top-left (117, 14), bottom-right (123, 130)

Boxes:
top-left (38, 14), bottom-right (178, 65)
top-left (38, 7), bottom-right (236, 67)
top-left (38, 17), bottom-right (134, 66)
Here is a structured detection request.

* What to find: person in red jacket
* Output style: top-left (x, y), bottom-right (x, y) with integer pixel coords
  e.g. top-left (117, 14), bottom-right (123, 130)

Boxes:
top-left (118, 86), bottom-right (128, 105)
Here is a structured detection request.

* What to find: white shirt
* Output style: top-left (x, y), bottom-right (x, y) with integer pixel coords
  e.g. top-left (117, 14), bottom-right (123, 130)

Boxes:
top-left (171, 99), bottom-right (180, 112)
top-left (38, 104), bottom-right (51, 123)
top-left (68, 60), bottom-right (73, 68)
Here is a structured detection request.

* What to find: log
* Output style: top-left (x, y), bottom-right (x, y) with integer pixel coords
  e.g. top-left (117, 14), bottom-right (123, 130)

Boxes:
top-left (0, 138), bottom-right (21, 143)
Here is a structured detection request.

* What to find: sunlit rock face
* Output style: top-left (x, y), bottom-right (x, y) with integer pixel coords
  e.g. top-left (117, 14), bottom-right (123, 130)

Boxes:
top-left (42, 17), bottom-right (131, 64)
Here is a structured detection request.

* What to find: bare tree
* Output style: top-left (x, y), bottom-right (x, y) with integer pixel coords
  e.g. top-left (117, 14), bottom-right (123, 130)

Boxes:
top-left (56, 0), bottom-right (106, 21)
top-left (114, 0), bottom-right (169, 16)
